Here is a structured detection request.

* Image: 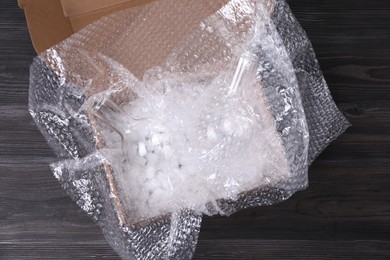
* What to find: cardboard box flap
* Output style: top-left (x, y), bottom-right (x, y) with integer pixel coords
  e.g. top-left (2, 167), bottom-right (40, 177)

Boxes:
top-left (19, 0), bottom-right (155, 53)
top-left (19, 0), bottom-right (73, 53)
top-left (60, 0), bottom-right (131, 17)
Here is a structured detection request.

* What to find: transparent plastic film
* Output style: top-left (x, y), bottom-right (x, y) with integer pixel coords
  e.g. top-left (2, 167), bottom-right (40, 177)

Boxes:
top-left (28, 0), bottom-right (349, 259)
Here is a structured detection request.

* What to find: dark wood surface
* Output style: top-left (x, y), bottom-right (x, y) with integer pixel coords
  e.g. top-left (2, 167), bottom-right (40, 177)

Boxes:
top-left (1, 0), bottom-right (389, 259)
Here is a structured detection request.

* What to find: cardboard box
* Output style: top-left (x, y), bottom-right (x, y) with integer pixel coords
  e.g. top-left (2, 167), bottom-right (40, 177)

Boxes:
top-left (18, 0), bottom-right (155, 53)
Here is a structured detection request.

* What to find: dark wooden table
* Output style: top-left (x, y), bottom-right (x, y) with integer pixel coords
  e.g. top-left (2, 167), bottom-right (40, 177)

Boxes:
top-left (1, 0), bottom-right (389, 259)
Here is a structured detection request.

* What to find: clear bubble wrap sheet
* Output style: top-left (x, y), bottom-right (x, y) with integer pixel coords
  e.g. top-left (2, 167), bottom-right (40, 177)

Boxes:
top-left (28, 0), bottom-right (350, 259)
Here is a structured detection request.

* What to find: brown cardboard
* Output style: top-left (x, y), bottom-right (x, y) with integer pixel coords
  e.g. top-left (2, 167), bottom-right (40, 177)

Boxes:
top-left (18, 0), bottom-right (155, 53)
top-left (67, 0), bottom-right (155, 32)
top-left (19, 0), bottom-right (73, 53)
top-left (60, 0), bottom-right (132, 17)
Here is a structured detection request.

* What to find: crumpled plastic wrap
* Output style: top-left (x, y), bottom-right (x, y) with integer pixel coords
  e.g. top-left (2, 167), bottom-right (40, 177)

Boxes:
top-left (28, 0), bottom-right (350, 259)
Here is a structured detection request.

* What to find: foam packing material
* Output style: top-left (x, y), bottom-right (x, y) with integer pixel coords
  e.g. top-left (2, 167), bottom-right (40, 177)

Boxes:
top-left (28, 0), bottom-right (350, 259)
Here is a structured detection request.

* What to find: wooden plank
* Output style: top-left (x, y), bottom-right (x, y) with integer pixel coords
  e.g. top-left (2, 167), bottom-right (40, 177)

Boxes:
top-left (0, 240), bottom-right (389, 260)
top-left (194, 240), bottom-right (390, 260)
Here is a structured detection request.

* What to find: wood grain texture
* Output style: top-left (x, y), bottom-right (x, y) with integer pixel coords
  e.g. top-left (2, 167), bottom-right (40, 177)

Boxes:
top-left (0, 0), bottom-right (389, 259)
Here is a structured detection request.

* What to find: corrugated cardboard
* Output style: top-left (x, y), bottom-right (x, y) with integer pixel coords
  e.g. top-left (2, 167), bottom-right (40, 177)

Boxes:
top-left (18, 0), bottom-right (155, 53)
top-left (60, 0), bottom-right (132, 17)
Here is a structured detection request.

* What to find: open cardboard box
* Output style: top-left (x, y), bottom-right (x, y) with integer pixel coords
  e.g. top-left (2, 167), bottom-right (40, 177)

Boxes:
top-left (18, 0), bottom-right (155, 53)
top-left (25, 0), bottom-right (284, 227)
top-left (24, 0), bottom-right (284, 229)
top-left (24, 1), bottom-right (350, 259)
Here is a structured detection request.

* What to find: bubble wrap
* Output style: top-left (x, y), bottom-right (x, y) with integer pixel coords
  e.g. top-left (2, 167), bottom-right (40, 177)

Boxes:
top-left (28, 0), bottom-right (350, 259)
